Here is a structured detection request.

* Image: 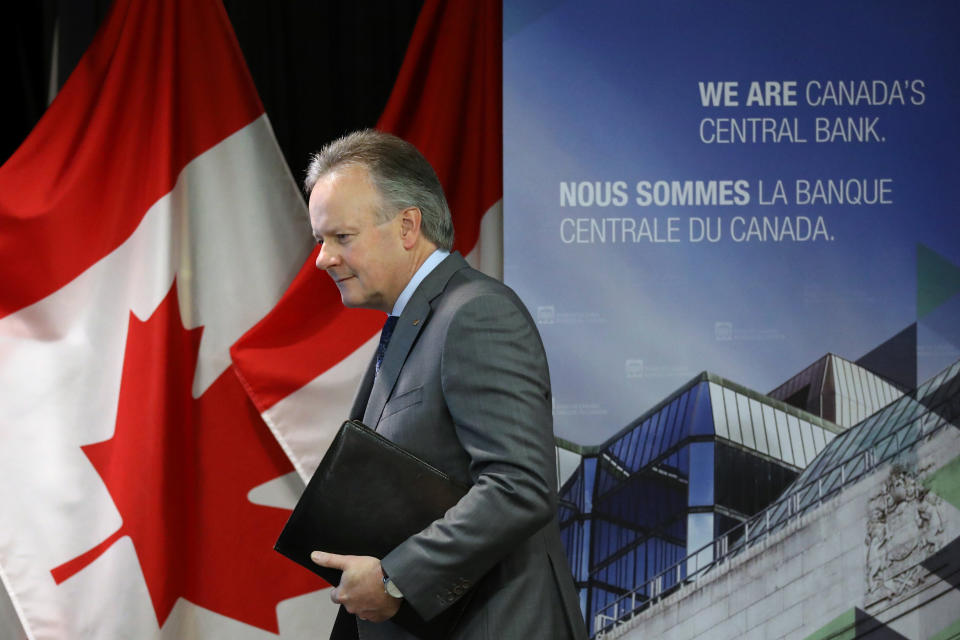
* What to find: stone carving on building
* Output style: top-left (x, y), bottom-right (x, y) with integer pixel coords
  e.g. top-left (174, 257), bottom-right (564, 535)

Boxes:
top-left (865, 465), bottom-right (944, 607)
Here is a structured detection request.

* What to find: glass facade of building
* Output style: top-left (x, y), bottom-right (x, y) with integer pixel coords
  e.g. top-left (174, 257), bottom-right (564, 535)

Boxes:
top-left (768, 354), bottom-right (905, 428)
top-left (580, 358), bottom-right (960, 637)
top-left (558, 372), bottom-right (843, 635)
top-left (770, 358), bottom-right (960, 527)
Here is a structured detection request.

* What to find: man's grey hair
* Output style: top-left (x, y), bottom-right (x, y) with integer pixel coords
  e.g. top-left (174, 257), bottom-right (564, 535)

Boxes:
top-left (304, 129), bottom-right (454, 250)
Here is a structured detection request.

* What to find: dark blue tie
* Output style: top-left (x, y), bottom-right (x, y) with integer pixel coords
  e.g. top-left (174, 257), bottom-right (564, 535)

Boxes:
top-left (376, 316), bottom-right (399, 374)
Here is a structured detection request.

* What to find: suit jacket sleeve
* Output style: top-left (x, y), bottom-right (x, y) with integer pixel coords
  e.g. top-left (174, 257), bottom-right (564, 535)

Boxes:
top-left (380, 290), bottom-right (557, 621)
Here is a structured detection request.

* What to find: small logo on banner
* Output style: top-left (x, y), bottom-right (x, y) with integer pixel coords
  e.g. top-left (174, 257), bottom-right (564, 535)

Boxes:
top-left (715, 322), bottom-right (733, 341)
top-left (537, 305), bottom-right (556, 324)
top-left (625, 359), bottom-right (644, 378)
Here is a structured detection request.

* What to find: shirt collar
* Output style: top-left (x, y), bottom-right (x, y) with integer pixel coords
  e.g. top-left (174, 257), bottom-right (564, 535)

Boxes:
top-left (390, 249), bottom-right (450, 317)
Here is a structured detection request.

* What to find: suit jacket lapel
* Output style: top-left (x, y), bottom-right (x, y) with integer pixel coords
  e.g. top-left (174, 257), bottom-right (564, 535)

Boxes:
top-left (362, 253), bottom-right (469, 428)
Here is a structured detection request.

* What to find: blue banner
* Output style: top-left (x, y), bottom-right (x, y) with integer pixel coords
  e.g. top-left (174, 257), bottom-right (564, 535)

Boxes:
top-left (504, 0), bottom-right (960, 444)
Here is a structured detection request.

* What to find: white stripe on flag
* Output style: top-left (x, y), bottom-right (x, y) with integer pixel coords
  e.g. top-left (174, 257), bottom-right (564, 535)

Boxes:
top-left (0, 116), bottom-right (322, 638)
top-left (263, 335), bottom-right (378, 481)
top-left (465, 199), bottom-right (503, 281)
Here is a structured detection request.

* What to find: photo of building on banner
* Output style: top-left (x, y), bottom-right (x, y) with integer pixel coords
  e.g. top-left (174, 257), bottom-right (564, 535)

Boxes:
top-left (504, 1), bottom-right (960, 638)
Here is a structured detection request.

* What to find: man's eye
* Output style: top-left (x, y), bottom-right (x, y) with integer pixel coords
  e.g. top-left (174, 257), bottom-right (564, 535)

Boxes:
top-left (336, 234), bottom-right (351, 242)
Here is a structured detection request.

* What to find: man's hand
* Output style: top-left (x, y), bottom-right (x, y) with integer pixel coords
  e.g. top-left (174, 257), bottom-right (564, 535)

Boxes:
top-left (311, 551), bottom-right (402, 623)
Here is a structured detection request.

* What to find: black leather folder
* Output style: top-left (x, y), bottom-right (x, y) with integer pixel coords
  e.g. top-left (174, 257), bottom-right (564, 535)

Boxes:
top-left (275, 420), bottom-right (472, 639)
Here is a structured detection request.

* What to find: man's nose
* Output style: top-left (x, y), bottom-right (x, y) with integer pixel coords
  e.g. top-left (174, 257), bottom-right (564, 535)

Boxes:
top-left (315, 243), bottom-right (340, 270)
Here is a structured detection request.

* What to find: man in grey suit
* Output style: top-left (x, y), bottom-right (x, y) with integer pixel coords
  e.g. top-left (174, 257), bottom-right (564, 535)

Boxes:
top-left (305, 129), bottom-right (587, 640)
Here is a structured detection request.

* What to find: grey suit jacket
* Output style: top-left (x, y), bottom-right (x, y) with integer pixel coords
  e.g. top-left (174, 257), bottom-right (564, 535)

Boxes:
top-left (346, 253), bottom-right (586, 640)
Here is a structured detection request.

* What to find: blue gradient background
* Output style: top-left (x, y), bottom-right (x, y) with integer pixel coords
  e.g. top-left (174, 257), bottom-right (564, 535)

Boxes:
top-left (503, 0), bottom-right (960, 444)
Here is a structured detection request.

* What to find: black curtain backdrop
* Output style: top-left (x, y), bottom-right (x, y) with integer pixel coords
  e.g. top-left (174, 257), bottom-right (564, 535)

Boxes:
top-left (3, 0), bottom-right (424, 189)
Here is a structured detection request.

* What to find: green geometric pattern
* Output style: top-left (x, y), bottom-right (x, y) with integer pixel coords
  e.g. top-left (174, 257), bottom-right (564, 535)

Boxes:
top-left (918, 244), bottom-right (960, 319)
top-left (802, 608), bottom-right (856, 640)
top-left (929, 616), bottom-right (960, 640)
top-left (924, 454), bottom-right (960, 511)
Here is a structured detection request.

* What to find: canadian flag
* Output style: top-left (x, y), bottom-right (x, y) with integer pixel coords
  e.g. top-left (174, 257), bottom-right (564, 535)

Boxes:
top-left (0, 0), bottom-right (502, 638)
top-left (0, 0), bottom-right (326, 637)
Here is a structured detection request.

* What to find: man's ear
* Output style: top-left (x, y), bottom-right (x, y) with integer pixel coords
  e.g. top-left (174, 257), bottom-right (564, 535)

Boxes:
top-left (398, 206), bottom-right (423, 250)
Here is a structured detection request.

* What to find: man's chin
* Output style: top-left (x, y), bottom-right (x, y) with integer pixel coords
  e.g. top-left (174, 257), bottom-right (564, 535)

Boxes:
top-left (337, 293), bottom-right (387, 313)
top-left (334, 280), bottom-right (360, 308)
top-left (338, 291), bottom-right (369, 310)
top-left (339, 294), bottom-right (360, 309)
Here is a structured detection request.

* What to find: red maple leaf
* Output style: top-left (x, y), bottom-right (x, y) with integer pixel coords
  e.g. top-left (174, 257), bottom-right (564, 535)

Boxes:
top-left (51, 282), bottom-right (322, 632)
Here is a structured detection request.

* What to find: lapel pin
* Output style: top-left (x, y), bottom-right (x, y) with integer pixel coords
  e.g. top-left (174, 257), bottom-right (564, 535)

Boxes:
top-left (413, 319), bottom-right (420, 326)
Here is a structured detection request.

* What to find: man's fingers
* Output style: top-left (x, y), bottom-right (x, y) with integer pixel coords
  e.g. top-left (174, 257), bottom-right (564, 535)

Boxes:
top-left (311, 550), bottom-right (349, 570)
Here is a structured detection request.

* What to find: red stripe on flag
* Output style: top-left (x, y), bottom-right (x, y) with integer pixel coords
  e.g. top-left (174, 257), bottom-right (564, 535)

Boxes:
top-left (232, 0), bottom-right (503, 413)
top-left (378, 0), bottom-right (503, 257)
top-left (0, 0), bottom-right (263, 319)
top-left (232, 247), bottom-right (385, 414)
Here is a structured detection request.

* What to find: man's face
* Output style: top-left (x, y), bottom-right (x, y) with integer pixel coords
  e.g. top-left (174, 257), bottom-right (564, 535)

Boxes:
top-left (308, 165), bottom-right (407, 313)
